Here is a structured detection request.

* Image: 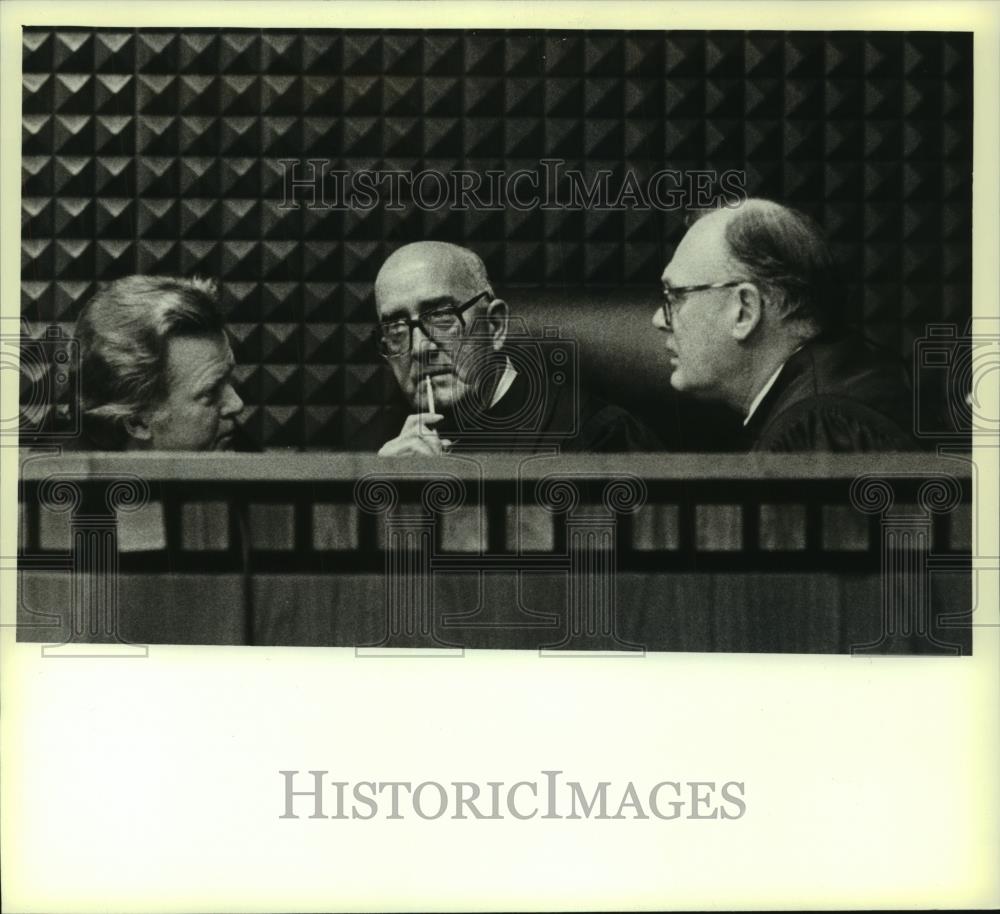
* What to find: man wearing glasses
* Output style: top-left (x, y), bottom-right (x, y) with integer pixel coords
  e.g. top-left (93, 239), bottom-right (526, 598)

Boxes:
top-left (374, 241), bottom-right (658, 455)
top-left (654, 199), bottom-right (918, 451)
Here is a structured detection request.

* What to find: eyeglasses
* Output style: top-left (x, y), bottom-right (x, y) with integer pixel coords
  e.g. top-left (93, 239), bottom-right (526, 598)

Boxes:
top-left (657, 280), bottom-right (746, 328)
top-left (376, 291), bottom-right (491, 358)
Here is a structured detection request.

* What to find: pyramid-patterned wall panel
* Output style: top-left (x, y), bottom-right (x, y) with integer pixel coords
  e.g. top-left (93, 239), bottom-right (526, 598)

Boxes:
top-left (21, 29), bottom-right (973, 450)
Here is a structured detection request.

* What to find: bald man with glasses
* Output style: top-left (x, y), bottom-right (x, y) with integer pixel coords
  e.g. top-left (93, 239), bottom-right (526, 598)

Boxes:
top-left (374, 241), bottom-right (659, 456)
top-left (653, 199), bottom-right (919, 452)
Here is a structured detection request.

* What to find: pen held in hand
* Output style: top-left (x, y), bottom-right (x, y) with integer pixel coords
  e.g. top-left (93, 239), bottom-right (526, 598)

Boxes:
top-left (425, 376), bottom-right (435, 415)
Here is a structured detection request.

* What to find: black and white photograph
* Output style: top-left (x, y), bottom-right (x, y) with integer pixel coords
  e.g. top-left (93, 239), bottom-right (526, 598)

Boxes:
top-left (13, 19), bottom-right (985, 654)
top-left (2, 1), bottom-right (998, 911)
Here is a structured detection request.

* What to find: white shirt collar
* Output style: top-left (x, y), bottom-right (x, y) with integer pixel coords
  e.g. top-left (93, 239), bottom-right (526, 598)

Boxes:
top-left (743, 347), bottom-right (802, 426)
top-left (489, 357), bottom-right (517, 408)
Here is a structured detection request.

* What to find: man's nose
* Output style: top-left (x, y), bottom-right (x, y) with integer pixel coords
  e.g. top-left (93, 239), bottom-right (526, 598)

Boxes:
top-left (652, 306), bottom-right (668, 331)
top-left (411, 324), bottom-right (440, 356)
top-left (221, 383), bottom-right (244, 417)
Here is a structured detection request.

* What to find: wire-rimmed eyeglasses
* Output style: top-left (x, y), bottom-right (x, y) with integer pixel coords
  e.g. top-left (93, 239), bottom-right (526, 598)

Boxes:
top-left (656, 280), bottom-right (746, 327)
top-left (376, 291), bottom-right (491, 358)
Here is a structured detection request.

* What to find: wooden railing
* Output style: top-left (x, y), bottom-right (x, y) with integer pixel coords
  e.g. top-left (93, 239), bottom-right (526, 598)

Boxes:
top-left (16, 452), bottom-right (975, 655)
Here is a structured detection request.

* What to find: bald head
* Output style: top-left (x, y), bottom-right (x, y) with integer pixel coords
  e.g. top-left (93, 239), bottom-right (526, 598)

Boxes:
top-left (375, 242), bottom-right (492, 310)
top-left (373, 242), bottom-right (508, 413)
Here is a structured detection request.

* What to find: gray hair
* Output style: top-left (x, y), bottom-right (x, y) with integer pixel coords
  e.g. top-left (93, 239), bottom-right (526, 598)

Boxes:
top-left (74, 275), bottom-right (225, 448)
top-left (694, 199), bottom-right (842, 339)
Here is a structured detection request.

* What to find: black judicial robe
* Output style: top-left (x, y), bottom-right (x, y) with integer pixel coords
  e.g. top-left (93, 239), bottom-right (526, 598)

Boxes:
top-left (742, 334), bottom-right (920, 453)
top-left (434, 368), bottom-right (662, 454)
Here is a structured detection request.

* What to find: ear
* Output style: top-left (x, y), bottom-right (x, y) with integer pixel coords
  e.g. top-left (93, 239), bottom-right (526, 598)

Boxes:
top-left (730, 283), bottom-right (763, 342)
top-left (485, 298), bottom-right (509, 351)
top-left (123, 412), bottom-right (153, 443)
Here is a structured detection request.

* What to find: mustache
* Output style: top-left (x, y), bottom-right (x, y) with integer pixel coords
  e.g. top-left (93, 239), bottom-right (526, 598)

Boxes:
top-left (413, 364), bottom-right (453, 381)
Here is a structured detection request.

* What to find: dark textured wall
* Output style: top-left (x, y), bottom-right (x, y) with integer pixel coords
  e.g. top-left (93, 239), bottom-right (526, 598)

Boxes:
top-left (21, 29), bottom-right (973, 449)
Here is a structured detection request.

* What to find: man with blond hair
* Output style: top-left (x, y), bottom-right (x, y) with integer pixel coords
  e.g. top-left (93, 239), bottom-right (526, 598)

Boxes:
top-left (73, 275), bottom-right (244, 451)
